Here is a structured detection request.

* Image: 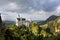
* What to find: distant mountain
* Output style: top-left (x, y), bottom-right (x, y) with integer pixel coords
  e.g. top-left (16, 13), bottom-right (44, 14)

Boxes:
top-left (45, 15), bottom-right (58, 22)
top-left (3, 21), bottom-right (15, 25)
top-left (46, 16), bottom-right (60, 33)
top-left (33, 20), bottom-right (44, 22)
top-left (38, 15), bottom-right (59, 25)
top-left (39, 16), bottom-right (60, 33)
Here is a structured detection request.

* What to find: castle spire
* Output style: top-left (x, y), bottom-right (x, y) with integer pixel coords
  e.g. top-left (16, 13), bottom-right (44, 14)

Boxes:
top-left (18, 14), bottom-right (20, 18)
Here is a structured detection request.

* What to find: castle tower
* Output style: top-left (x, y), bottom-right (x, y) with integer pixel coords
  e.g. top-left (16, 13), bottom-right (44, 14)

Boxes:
top-left (16, 14), bottom-right (20, 26)
top-left (16, 18), bottom-right (20, 26)
top-left (0, 13), bottom-right (2, 27)
top-left (0, 13), bottom-right (2, 34)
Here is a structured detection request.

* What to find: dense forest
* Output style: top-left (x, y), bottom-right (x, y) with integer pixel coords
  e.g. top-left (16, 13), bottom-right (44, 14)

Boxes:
top-left (0, 16), bottom-right (60, 40)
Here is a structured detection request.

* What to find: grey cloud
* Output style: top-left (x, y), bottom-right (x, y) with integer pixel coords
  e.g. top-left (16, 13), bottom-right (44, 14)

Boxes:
top-left (0, 0), bottom-right (60, 14)
top-left (12, 0), bottom-right (60, 13)
top-left (42, 0), bottom-right (60, 12)
top-left (0, 0), bottom-right (10, 5)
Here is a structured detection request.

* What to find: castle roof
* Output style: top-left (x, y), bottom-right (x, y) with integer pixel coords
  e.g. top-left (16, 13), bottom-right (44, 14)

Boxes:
top-left (17, 18), bottom-right (26, 21)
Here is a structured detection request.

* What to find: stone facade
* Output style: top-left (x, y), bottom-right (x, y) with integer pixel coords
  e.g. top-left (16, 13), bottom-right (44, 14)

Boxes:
top-left (16, 17), bottom-right (31, 27)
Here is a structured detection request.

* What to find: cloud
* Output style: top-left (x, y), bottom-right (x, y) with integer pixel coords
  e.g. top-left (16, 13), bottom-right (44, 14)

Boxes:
top-left (1, 12), bottom-right (18, 21)
top-left (4, 2), bottom-right (20, 12)
top-left (13, 0), bottom-right (60, 12)
top-left (51, 6), bottom-right (60, 16)
top-left (0, 0), bottom-right (60, 13)
top-left (0, 0), bottom-right (60, 21)
top-left (1, 0), bottom-right (59, 13)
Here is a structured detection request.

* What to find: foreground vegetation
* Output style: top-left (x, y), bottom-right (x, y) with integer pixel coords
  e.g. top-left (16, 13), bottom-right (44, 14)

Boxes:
top-left (0, 21), bottom-right (60, 40)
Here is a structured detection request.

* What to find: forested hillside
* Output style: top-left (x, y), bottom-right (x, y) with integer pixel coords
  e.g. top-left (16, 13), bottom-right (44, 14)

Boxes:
top-left (0, 16), bottom-right (60, 40)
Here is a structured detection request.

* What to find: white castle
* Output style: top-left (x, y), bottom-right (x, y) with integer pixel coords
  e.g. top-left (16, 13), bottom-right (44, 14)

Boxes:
top-left (16, 15), bottom-right (31, 27)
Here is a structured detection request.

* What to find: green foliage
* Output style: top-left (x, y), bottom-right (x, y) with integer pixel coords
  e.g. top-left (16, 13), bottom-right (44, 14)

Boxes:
top-left (0, 21), bottom-right (60, 40)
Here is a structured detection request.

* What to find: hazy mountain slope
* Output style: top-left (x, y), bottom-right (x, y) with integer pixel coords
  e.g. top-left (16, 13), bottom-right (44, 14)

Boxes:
top-left (39, 15), bottom-right (58, 25)
top-left (45, 15), bottom-right (58, 22)
top-left (41, 16), bottom-right (60, 33)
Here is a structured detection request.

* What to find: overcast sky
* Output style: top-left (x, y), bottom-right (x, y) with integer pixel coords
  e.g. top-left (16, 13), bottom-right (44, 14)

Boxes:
top-left (0, 0), bottom-right (60, 21)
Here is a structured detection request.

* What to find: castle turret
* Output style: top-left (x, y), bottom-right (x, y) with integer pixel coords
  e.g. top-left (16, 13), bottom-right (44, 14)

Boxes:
top-left (0, 13), bottom-right (2, 27)
top-left (0, 13), bottom-right (2, 34)
top-left (16, 14), bottom-right (20, 26)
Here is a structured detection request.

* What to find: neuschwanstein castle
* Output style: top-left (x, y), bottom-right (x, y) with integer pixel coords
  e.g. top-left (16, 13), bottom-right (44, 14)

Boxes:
top-left (16, 15), bottom-right (31, 27)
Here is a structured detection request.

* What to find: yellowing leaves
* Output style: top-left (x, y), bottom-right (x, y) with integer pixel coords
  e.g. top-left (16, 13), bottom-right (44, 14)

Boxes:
top-left (57, 19), bottom-right (60, 23)
top-left (8, 25), bottom-right (17, 30)
top-left (31, 26), bottom-right (38, 35)
top-left (30, 22), bottom-right (39, 36)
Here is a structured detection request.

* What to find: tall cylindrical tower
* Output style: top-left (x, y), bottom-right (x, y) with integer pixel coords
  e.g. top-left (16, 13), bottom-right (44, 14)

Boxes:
top-left (0, 13), bottom-right (2, 27)
top-left (16, 18), bottom-right (19, 26)
top-left (0, 13), bottom-right (2, 34)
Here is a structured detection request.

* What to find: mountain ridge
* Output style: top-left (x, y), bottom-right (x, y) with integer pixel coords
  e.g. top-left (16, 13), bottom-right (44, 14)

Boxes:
top-left (38, 15), bottom-right (59, 25)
